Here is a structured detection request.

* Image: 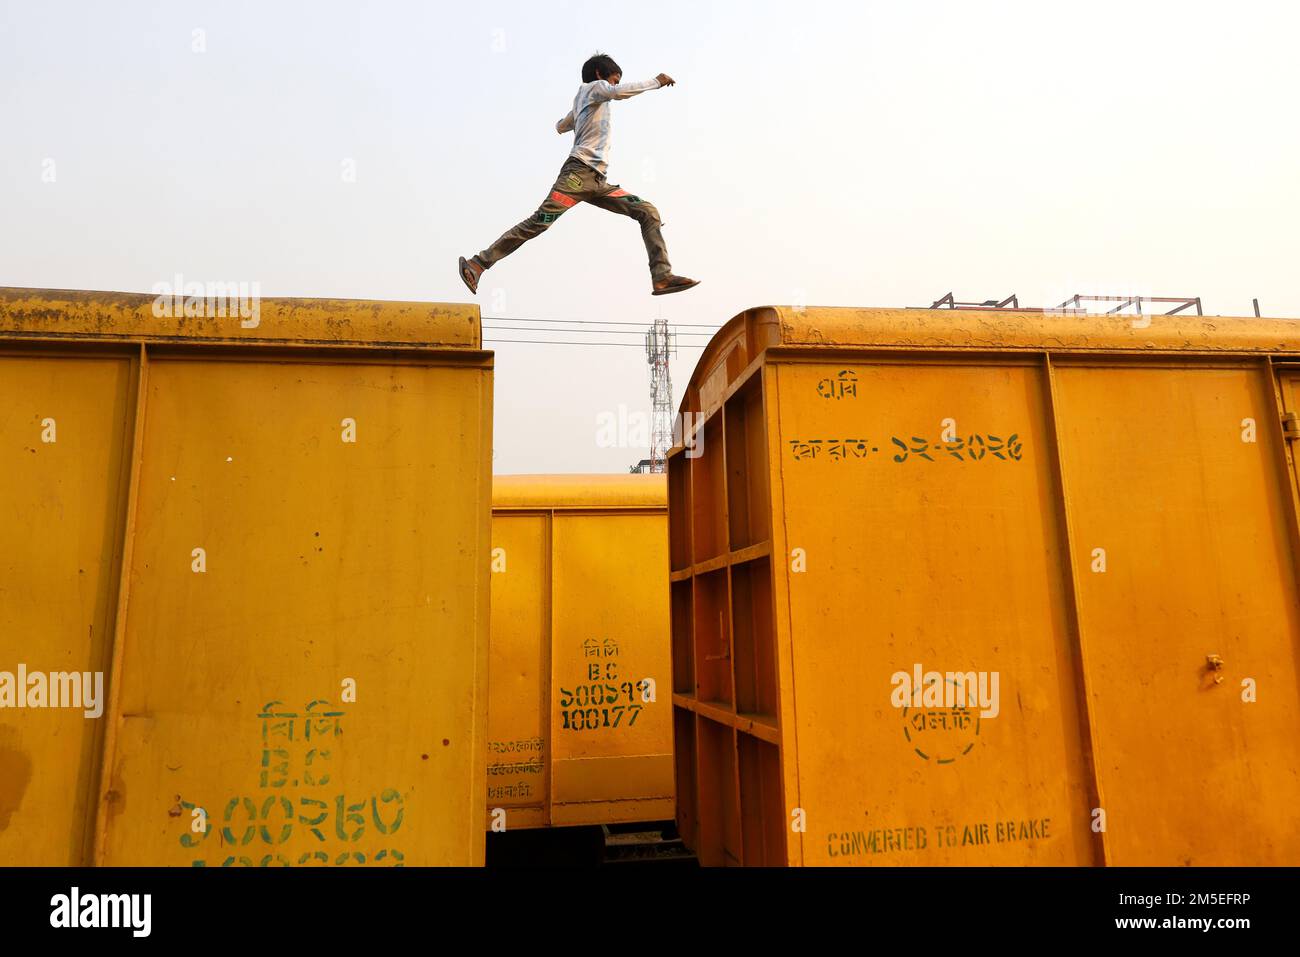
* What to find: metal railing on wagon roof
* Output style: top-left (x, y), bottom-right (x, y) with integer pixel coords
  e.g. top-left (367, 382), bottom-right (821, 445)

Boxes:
top-left (912, 291), bottom-right (1205, 316)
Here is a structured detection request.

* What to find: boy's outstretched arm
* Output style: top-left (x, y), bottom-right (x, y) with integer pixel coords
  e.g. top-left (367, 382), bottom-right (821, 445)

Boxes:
top-left (594, 73), bottom-right (676, 102)
top-left (556, 110), bottom-right (575, 134)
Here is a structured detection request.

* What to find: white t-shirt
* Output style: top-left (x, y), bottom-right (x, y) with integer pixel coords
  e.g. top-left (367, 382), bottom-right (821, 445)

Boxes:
top-left (556, 77), bottom-right (662, 176)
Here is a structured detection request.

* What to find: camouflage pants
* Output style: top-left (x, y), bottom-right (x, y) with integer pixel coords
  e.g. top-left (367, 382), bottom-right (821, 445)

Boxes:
top-left (475, 156), bottom-right (672, 282)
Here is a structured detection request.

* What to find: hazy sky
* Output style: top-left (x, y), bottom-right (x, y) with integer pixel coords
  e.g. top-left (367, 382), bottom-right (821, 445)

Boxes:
top-left (4, 0), bottom-right (1297, 473)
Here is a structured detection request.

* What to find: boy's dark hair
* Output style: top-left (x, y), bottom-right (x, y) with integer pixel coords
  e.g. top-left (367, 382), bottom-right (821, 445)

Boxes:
top-left (582, 53), bottom-right (621, 83)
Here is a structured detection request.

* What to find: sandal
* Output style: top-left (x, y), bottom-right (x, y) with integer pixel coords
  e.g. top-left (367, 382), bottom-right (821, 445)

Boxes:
top-left (459, 256), bottom-right (484, 295)
top-left (652, 275), bottom-right (700, 296)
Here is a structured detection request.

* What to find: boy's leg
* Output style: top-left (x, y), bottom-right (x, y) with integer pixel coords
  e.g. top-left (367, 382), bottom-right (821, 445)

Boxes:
top-left (586, 185), bottom-right (672, 283)
top-left (474, 160), bottom-right (599, 269)
top-left (474, 192), bottom-right (574, 268)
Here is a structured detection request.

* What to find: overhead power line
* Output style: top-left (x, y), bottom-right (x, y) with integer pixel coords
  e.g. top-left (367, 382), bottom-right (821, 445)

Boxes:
top-left (480, 311), bottom-right (720, 349)
top-left (484, 338), bottom-right (707, 348)
top-left (485, 315), bottom-right (723, 329)
top-left (483, 324), bottom-right (713, 337)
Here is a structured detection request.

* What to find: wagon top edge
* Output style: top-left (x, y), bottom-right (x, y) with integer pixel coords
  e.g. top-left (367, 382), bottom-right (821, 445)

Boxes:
top-left (679, 304), bottom-right (1300, 417)
top-left (0, 287), bottom-right (482, 349)
top-left (493, 473), bottom-right (666, 510)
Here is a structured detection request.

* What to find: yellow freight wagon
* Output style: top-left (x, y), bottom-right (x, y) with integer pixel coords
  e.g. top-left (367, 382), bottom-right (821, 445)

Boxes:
top-left (0, 287), bottom-right (493, 866)
top-left (670, 304), bottom-right (1300, 867)
top-left (488, 474), bottom-right (674, 831)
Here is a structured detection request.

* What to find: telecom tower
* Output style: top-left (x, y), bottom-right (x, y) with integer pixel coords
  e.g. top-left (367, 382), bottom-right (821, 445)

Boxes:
top-left (645, 317), bottom-right (676, 473)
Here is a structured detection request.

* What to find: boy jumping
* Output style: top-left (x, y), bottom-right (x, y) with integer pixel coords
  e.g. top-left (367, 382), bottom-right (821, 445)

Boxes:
top-left (459, 53), bottom-right (699, 297)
